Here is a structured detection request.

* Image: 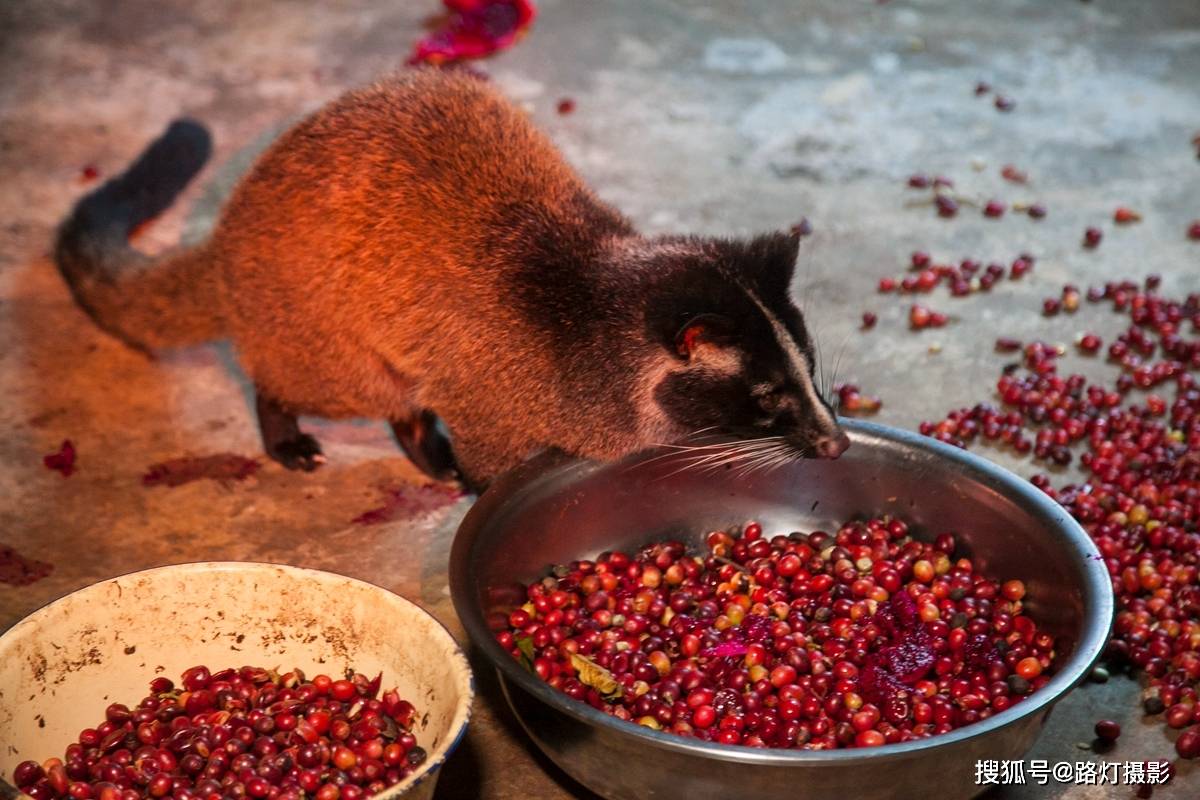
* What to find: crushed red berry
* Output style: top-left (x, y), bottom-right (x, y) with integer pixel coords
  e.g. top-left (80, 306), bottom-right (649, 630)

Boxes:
top-left (408, 0), bottom-right (537, 66)
top-left (43, 439), bottom-right (77, 477)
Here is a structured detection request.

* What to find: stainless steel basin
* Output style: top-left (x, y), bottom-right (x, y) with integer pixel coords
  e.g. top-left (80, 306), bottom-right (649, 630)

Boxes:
top-left (450, 419), bottom-right (1113, 800)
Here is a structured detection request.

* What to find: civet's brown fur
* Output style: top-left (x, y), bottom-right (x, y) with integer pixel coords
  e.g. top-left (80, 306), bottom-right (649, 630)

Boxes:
top-left (57, 68), bottom-right (846, 488)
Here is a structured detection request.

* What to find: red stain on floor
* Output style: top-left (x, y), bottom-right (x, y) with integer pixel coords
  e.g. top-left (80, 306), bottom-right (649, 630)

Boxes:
top-left (142, 454), bottom-right (260, 487)
top-left (0, 543), bottom-right (53, 586)
top-left (352, 483), bottom-right (463, 525)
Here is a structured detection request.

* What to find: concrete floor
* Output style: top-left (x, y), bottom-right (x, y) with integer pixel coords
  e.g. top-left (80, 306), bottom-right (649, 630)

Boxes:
top-left (1, 0), bottom-right (1199, 797)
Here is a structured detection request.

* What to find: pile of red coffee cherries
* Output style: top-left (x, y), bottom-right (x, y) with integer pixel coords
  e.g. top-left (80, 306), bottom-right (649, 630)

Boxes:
top-left (11, 666), bottom-right (427, 800)
top-left (919, 279), bottom-right (1200, 761)
top-left (499, 517), bottom-right (1054, 749)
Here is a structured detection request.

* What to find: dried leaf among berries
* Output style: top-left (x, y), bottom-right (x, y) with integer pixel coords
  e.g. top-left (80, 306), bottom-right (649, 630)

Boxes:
top-left (570, 653), bottom-right (622, 698)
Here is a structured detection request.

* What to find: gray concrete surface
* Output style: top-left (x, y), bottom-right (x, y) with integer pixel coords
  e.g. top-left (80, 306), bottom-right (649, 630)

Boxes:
top-left (1, 0), bottom-right (1198, 797)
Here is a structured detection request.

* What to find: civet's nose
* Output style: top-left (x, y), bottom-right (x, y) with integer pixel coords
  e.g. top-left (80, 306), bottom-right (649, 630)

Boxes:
top-left (814, 430), bottom-right (851, 460)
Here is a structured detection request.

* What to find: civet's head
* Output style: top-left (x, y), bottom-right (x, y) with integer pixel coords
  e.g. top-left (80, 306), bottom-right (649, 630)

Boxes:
top-left (638, 231), bottom-right (849, 462)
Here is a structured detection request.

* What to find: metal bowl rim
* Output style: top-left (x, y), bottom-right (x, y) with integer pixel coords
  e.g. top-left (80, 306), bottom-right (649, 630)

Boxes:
top-left (451, 419), bottom-right (1113, 765)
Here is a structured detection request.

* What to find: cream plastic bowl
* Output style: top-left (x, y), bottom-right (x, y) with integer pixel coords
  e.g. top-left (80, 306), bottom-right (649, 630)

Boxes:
top-left (0, 562), bottom-right (472, 800)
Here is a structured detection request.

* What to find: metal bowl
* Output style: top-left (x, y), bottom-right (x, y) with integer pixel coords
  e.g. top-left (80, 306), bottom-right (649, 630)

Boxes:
top-left (450, 419), bottom-right (1113, 800)
top-left (0, 562), bottom-right (473, 800)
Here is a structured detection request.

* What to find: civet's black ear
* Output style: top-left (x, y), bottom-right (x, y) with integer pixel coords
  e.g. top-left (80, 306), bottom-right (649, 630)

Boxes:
top-left (732, 232), bottom-right (800, 292)
top-left (772, 229), bottom-right (801, 278)
top-left (674, 313), bottom-right (736, 360)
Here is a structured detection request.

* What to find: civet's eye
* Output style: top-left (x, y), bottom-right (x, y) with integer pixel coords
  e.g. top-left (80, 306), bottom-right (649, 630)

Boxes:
top-left (755, 385), bottom-right (785, 412)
